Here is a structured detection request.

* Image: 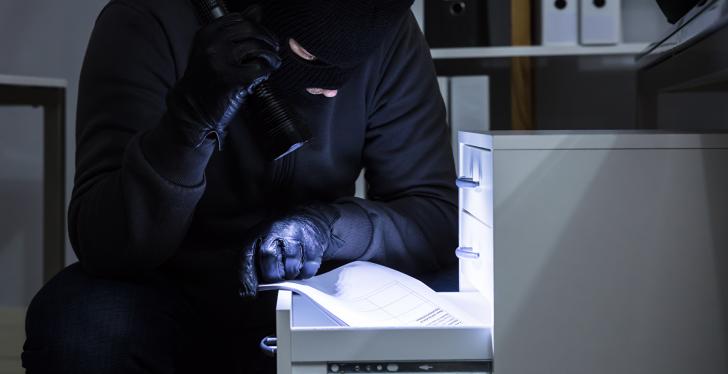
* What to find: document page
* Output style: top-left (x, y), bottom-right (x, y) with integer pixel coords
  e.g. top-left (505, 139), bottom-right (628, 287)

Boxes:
top-left (259, 261), bottom-right (482, 328)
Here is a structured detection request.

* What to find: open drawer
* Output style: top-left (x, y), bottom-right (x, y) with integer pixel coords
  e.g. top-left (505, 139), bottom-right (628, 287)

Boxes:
top-left (272, 291), bottom-right (493, 374)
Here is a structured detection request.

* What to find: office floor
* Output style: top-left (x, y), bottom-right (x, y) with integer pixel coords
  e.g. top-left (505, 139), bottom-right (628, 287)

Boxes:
top-left (0, 308), bottom-right (24, 374)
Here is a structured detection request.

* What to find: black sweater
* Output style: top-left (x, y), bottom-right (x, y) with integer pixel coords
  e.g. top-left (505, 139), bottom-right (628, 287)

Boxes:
top-left (70, 0), bottom-right (457, 283)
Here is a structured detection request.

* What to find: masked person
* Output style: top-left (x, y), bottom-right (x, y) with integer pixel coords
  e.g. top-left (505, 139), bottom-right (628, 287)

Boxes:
top-left (23, 0), bottom-right (457, 372)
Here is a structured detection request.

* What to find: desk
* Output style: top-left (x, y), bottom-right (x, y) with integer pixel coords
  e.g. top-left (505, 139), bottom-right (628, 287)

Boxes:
top-left (0, 74), bottom-right (66, 283)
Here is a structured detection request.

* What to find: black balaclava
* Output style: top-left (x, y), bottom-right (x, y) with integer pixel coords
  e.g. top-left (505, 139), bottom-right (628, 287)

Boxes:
top-left (256, 0), bottom-right (415, 100)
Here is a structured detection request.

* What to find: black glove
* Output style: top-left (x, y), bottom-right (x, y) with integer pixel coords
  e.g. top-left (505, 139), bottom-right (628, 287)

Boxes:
top-left (239, 206), bottom-right (340, 298)
top-left (168, 6), bottom-right (281, 149)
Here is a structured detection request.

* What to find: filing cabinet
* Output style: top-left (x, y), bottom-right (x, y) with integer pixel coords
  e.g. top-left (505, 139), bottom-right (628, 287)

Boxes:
top-left (457, 131), bottom-right (728, 374)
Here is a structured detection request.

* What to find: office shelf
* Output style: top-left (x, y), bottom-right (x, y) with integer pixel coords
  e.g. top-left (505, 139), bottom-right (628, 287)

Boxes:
top-left (431, 43), bottom-right (650, 60)
top-left (0, 74), bottom-right (66, 88)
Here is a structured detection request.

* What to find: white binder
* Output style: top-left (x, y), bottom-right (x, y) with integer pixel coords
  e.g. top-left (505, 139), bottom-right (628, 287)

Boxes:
top-left (538, 0), bottom-right (579, 45)
top-left (579, 0), bottom-right (622, 45)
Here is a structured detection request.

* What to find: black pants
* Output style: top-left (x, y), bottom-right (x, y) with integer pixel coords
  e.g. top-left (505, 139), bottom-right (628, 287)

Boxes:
top-left (22, 263), bottom-right (277, 374)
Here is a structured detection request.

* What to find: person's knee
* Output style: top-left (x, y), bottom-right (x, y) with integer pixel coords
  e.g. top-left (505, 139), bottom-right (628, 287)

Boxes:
top-left (23, 263), bottom-right (182, 373)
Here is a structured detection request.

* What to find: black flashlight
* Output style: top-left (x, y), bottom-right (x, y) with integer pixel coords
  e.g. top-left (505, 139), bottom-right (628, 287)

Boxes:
top-left (193, 0), bottom-right (311, 161)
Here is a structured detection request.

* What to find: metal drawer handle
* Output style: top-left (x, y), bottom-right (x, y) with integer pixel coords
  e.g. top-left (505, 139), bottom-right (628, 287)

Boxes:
top-left (260, 336), bottom-right (277, 357)
top-left (456, 177), bottom-right (480, 189)
top-left (456, 247), bottom-right (480, 260)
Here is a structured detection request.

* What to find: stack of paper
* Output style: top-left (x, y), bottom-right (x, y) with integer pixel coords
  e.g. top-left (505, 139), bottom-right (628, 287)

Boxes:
top-left (259, 261), bottom-right (482, 328)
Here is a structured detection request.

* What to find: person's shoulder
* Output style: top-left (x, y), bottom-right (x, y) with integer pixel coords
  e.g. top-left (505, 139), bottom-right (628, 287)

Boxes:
top-left (100, 0), bottom-right (200, 54)
top-left (396, 11), bottom-right (423, 45)
top-left (106, 0), bottom-right (191, 14)
top-left (379, 11), bottom-right (423, 55)
top-left (102, 0), bottom-right (198, 29)
top-left (371, 11), bottom-right (426, 67)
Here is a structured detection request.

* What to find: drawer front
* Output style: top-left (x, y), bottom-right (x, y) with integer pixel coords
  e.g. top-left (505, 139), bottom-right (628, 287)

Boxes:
top-left (458, 210), bottom-right (494, 305)
top-left (458, 145), bottom-right (493, 227)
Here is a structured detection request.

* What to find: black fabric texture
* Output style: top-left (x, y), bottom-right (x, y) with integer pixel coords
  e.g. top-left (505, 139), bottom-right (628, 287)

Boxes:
top-left (141, 113), bottom-right (216, 186)
top-left (258, 0), bottom-right (415, 95)
top-left (259, 0), bottom-right (415, 68)
top-left (63, 0), bottom-right (457, 368)
top-left (23, 263), bottom-right (277, 374)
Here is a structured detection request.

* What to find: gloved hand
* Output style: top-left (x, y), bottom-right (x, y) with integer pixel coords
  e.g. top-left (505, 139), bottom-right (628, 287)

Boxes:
top-left (168, 6), bottom-right (281, 149)
top-left (239, 206), bottom-right (338, 298)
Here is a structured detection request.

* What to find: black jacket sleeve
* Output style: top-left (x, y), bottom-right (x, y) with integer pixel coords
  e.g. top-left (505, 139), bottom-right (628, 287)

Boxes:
top-left (323, 13), bottom-right (458, 274)
top-left (70, 1), bottom-right (214, 276)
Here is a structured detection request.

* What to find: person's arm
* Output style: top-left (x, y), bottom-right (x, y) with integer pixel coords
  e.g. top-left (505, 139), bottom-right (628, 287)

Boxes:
top-left (71, 2), bottom-right (205, 276)
top-left (324, 12), bottom-right (458, 275)
top-left (237, 11), bottom-right (456, 294)
top-left (70, 1), bottom-right (278, 276)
